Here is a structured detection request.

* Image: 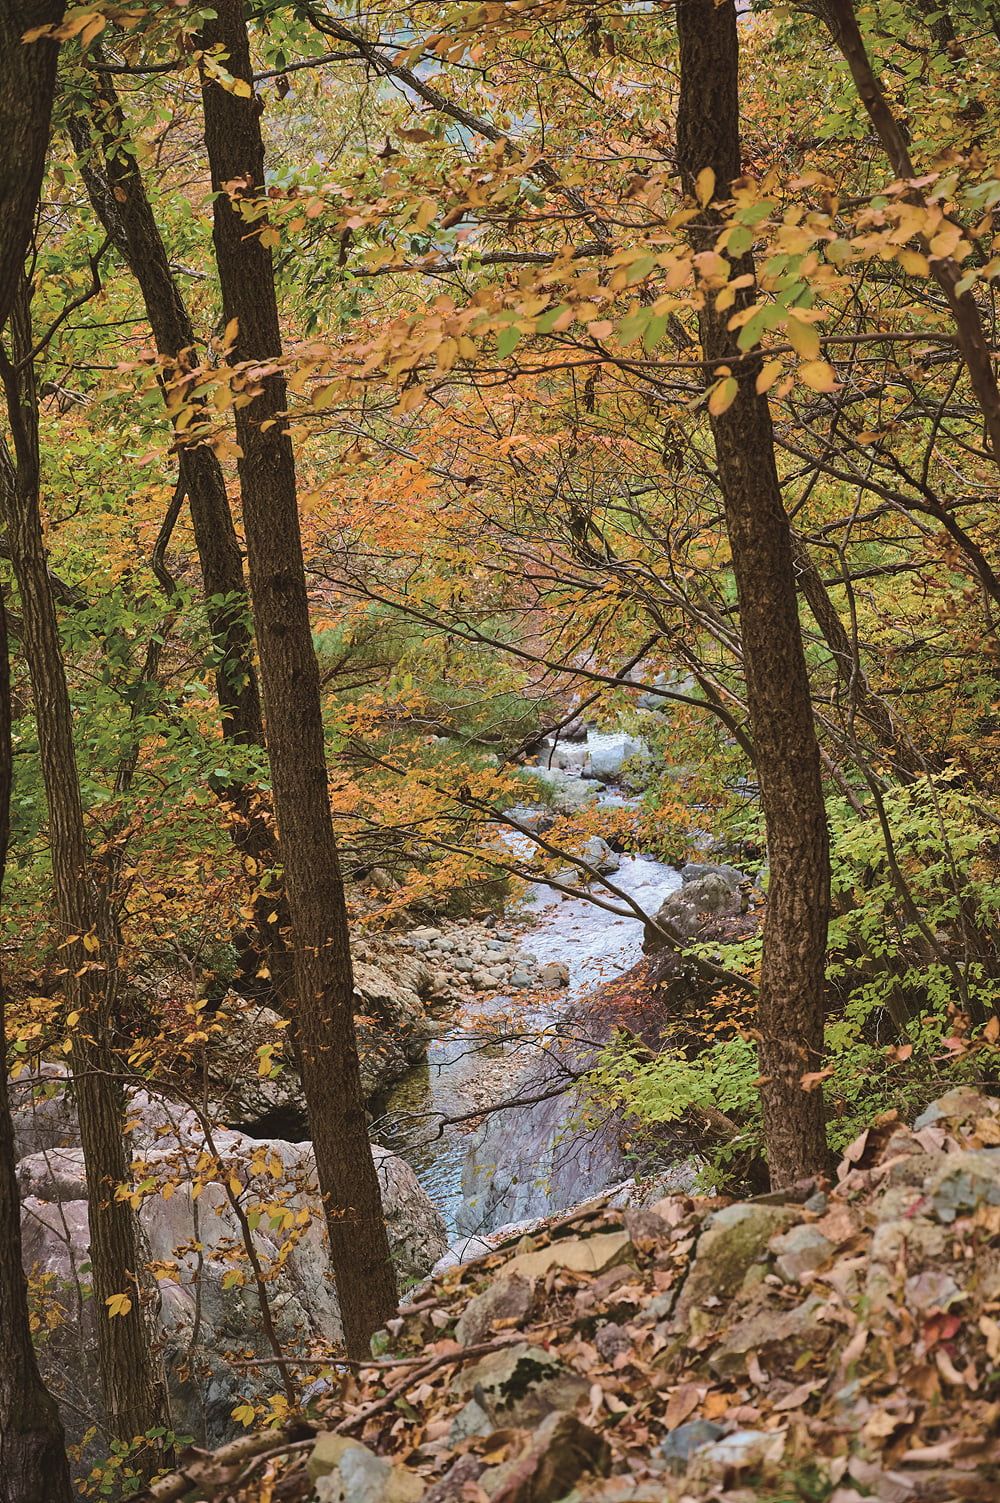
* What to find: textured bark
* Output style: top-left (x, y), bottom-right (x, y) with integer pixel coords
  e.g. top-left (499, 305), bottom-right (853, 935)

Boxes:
top-left (676, 0), bottom-right (830, 1185)
top-left (0, 285), bottom-right (165, 1456)
top-left (198, 0), bottom-right (396, 1354)
top-left (66, 78), bottom-right (295, 1010)
top-left (0, 2), bottom-right (65, 332)
top-left (0, 578), bottom-right (73, 1503)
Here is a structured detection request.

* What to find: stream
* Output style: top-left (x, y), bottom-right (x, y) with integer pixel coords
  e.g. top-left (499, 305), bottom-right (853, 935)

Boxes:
top-left (379, 764), bottom-right (684, 1235)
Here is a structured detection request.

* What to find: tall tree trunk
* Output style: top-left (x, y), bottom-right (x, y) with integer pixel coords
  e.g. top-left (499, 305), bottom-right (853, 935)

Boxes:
top-left (675, 0), bottom-right (830, 1185)
top-left (0, 282), bottom-right (166, 1458)
top-left (0, 2), bottom-right (65, 331)
top-left (0, 12), bottom-right (76, 1498)
top-left (0, 588), bottom-right (73, 1503)
top-left (198, 0), bottom-right (397, 1354)
top-left (66, 78), bottom-right (294, 1009)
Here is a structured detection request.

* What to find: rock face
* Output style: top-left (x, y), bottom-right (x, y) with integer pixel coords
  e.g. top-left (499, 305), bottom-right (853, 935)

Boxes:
top-left (203, 960), bottom-right (432, 1132)
top-left (13, 1071), bottom-right (447, 1454)
top-left (456, 974), bottom-right (699, 1236)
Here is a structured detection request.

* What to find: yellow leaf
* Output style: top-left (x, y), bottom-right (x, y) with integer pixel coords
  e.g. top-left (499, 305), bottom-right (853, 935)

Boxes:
top-left (105, 1293), bottom-right (132, 1319)
top-left (695, 167), bottom-right (716, 207)
top-left (896, 248), bottom-right (929, 276)
top-left (229, 1173), bottom-right (243, 1196)
top-left (785, 317), bottom-right (821, 361)
top-left (755, 359), bottom-right (783, 394)
top-left (82, 932), bottom-right (100, 954)
top-left (708, 376), bottom-right (738, 415)
top-left (798, 360), bottom-right (838, 392)
top-left (232, 1401), bottom-right (257, 1426)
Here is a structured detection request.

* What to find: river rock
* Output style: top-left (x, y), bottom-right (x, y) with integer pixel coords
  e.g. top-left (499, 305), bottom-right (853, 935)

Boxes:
top-left (517, 766), bottom-right (598, 813)
top-left (582, 835), bottom-right (621, 875)
top-left (680, 861), bottom-right (747, 890)
top-left (581, 733), bottom-right (647, 783)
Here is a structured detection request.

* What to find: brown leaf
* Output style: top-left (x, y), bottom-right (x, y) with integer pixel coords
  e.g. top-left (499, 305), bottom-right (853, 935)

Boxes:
top-left (771, 1379), bottom-right (824, 1412)
top-left (663, 1384), bottom-right (700, 1429)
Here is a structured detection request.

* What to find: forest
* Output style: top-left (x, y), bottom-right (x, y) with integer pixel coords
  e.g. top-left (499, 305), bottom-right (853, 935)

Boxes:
top-left (5, 0), bottom-right (1000, 1498)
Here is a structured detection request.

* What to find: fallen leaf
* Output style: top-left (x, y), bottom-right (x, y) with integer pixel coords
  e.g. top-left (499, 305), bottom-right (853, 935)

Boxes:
top-left (771, 1379), bottom-right (824, 1411)
top-left (663, 1384), bottom-right (700, 1429)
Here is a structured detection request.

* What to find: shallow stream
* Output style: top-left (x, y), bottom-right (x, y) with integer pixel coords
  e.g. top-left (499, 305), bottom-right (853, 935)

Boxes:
top-left (379, 789), bottom-right (683, 1233)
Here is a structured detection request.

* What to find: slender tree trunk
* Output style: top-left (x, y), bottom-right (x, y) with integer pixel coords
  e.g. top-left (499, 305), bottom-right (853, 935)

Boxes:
top-left (675, 0), bottom-right (830, 1185)
top-left (0, 2), bottom-right (65, 331)
top-left (789, 531), bottom-right (920, 776)
top-left (821, 0), bottom-right (1000, 463)
top-left (66, 79), bottom-right (295, 1009)
top-left (0, 585), bottom-right (73, 1503)
top-left (0, 282), bottom-right (165, 1457)
top-left (198, 0), bottom-right (397, 1354)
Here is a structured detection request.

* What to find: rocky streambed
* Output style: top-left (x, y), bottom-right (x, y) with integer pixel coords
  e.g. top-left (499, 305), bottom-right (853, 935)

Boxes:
top-left (376, 726), bottom-right (757, 1244)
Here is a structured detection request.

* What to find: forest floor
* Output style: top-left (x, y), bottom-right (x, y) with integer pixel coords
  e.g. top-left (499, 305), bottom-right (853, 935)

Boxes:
top-left (145, 1086), bottom-right (1000, 1503)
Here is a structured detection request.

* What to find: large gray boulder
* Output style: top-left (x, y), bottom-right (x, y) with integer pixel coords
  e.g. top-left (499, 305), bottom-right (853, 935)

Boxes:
top-left (517, 765), bottom-right (598, 813)
top-left (204, 963), bottom-right (431, 1131)
top-left (17, 1102), bottom-right (447, 1453)
top-left (643, 863), bottom-right (745, 950)
top-left (581, 733), bottom-right (648, 783)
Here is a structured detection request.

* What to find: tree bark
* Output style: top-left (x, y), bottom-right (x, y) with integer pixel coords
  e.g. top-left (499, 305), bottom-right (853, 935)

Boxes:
top-left (675, 0), bottom-right (830, 1185)
top-left (0, 2), bottom-right (65, 332)
top-left (0, 558), bottom-right (73, 1503)
top-left (0, 282), bottom-right (166, 1459)
top-left (66, 74), bottom-right (295, 1009)
top-left (198, 0), bottom-right (397, 1354)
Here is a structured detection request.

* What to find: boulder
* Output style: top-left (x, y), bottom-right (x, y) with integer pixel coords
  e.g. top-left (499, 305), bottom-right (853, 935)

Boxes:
top-left (675, 1202), bottom-right (802, 1323)
top-left (455, 1273), bottom-right (535, 1346)
top-left (19, 1128), bottom-right (446, 1455)
top-left (517, 766), bottom-right (598, 813)
top-left (453, 1342), bottom-right (589, 1427)
top-left (582, 835), bottom-right (621, 875)
top-left (643, 872), bottom-right (743, 950)
top-left (581, 734), bottom-right (647, 784)
top-left (8, 1064), bottom-right (78, 1160)
top-left (680, 861), bottom-right (747, 890)
top-left (203, 962), bottom-right (431, 1129)
top-left (312, 1440), bottom-right (423, 1503)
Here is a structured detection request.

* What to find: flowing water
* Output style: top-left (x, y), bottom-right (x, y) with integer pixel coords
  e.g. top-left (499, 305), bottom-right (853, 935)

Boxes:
top-left (377, 802), bottom-right (684, 1233)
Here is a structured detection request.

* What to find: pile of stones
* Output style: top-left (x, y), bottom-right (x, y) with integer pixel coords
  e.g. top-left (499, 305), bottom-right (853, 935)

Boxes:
top-left (401, 918), bottom-right (570, 997)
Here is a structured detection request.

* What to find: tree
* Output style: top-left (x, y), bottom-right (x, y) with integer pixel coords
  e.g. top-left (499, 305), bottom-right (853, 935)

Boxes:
top-left (66, 67), bottom-right (296, 1010)
top-left (0, 279), bottom-right (166, 1461)
top-left (674, 0), bottom-right (830, 1182)
top-left (0, 10), bottom-right (88, 1496)
top-left (0, 2), bottom-right (65, 331)
top-left (0, 593), bottom-right (73, 1503)
top-left (198, 0), bottom-right (397, 1355)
